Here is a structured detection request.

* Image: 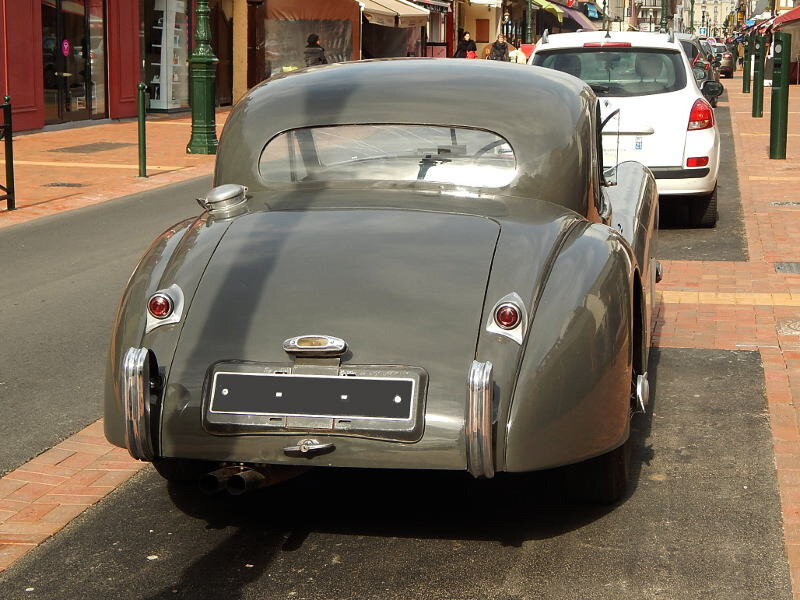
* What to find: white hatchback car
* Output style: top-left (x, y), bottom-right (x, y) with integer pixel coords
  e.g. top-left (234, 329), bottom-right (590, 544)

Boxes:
top-left (530, 31), bottom-right (723, 227)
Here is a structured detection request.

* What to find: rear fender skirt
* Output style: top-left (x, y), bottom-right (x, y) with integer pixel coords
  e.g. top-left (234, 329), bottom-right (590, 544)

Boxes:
top-left (104, 215), bottom-right (233, 449)
top-left (504, 224), bottom-right (635, 472)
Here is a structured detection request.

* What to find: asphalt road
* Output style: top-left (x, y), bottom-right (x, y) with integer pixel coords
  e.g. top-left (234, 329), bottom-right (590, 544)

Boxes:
top-left (0, 176), bottom-right (209, 475)
top-left (658, 89), bottom-right (749, 262)
top-left (0, 349), bottom-right (789, 600)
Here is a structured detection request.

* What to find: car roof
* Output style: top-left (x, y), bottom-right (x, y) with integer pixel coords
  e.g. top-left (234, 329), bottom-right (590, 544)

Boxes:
top-left (534, 31), bottom-right (682, 52)
top-left (216, 58), bottom-right (598, 214)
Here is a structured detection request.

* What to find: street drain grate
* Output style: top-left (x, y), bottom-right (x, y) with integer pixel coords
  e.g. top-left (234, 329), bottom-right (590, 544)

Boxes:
top-left (43, 182), bottom-right (85, 188)
top-left (775, 262), bottom-right (800, 274)
top-left (777, 318), bottom-right (800, 336)
top-left (48, 142), bottom-right (135, 154)
top-left (771, 201), bottom-right (800, 207)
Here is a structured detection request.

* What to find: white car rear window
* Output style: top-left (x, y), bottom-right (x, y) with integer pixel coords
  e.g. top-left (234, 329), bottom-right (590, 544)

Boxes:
top-left (533, 48), bottom-right (687, 97)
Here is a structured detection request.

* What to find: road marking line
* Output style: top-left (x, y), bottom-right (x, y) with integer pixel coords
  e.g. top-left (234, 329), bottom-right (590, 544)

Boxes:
top-left (0, 160), bottom-right (186, 171)
top-left (659, 290), bottom-right (800, 306)
top-left (736, 111), bottom-right (800, 114)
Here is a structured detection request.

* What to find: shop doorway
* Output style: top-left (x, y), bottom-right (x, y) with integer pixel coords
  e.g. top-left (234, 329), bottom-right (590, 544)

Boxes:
top-left (41, 0), bottom-right (107, 125)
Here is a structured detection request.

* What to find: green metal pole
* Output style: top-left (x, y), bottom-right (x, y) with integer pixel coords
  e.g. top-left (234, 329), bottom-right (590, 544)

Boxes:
top-left (742, 34), bottom-right (751, 93)
top-left (3, 95), bottom-right (15, 211)
top-left (660, 0), bottom-right (668, 30)
top-left (526, 0), bottom-right (532, 44)
top-left (689, 0), bottom-right (694, 33)
top-left (770, 32), bottom-right (792, 159)
top-left (137, 83), bottom-right (147, 178)
top-left (186, 0), bottom-right (219, 155)
top-left (752, 34), bottom-right (765, 118)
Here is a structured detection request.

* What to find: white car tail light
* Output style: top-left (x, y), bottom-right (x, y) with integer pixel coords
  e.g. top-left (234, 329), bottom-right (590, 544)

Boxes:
top-left (688, 99), bottom-right (714, 131)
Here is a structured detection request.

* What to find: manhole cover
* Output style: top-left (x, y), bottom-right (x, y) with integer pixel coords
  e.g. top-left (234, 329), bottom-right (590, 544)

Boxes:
top-left (48, 142), bottom-right (135, 154)
top-left (772, 201), bottom-right (800, 207)
top-left (775, 262), bottom-right (800, 274)
top-left (777, 318), bottom-right (800, 336)
top-left (43, 182), bottom-right (85, 188)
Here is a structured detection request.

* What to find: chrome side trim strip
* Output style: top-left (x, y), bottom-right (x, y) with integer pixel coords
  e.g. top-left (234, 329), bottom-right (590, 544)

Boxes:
top-left (466, 360), bottom-right (495, 478)
top-left (145, 283), bottom-right (185, 334)
top-left (122, 347), bottom-right (157, 461)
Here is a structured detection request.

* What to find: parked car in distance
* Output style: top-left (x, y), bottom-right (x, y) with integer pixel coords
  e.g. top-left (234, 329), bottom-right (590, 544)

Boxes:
top-left (699, 39), bottom-right (722, 84)
top-left (531, 30), bottom-right (723, 227)
top-left (711, 41), bottom-right (735, 77)
top-left (677, 33), bottom-right (723, 106)
top-left (105, 58), bottom-right (660, 504)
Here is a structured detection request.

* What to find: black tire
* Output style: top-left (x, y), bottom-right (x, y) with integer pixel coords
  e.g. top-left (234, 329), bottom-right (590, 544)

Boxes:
top-left (152, 457), bottom-right (216, 483)
top-left (689, 186), bottom-right (718, 228)
top-left (563, 437), bottom-right (632, 504)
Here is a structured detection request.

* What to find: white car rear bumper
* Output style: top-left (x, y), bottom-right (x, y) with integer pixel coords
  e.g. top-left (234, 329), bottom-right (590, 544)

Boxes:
top-left (651, 126), bottom-right (719, 196)
top-left (652, 166), bottom-right (718, 195)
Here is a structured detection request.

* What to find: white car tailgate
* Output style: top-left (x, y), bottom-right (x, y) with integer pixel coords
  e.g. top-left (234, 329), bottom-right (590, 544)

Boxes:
top-left (600, 91), bottom-right (688, 168)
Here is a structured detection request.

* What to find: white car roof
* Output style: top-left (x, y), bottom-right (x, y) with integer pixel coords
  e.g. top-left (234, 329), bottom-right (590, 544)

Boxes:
top-left (534, 31), bottom-right (683, 52)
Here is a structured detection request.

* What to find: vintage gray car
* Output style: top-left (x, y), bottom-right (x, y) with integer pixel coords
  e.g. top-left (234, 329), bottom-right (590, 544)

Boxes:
top-left (105, 59), bottom-right (659, 503)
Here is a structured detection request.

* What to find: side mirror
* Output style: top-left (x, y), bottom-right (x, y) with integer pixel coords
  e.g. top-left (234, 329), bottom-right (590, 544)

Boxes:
top-left (702, 80), bottom-right (724, 98)
top-left (692, 66), bottom-right (706, 81)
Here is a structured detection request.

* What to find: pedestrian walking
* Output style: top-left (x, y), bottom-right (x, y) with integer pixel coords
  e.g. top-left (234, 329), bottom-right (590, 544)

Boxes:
top-left (454, 31), bottom-right (478, 59)
top-left (737, 39), bottom-right (745, 66)
top-left (303, 34), bottom-right (328, 67)
top-left (487, 35), bottom-right (510, 62)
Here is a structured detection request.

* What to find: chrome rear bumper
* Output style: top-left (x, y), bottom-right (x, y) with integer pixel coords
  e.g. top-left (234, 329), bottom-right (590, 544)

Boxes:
top-left (466, 360), bottom-right (495, 478)
top-left (121, 347), bottom-right (160, 461)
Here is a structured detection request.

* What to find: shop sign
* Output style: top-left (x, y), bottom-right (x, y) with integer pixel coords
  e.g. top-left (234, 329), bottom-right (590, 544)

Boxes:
top-left (61, 39), bottom-right (71, 57)
top-left (586, 3), bottom-right (600, 18)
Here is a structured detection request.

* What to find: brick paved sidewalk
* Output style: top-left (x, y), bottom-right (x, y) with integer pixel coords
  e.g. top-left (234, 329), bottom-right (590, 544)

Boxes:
top-left (0, 109), bottom-right (228, 229)
top-left (656, 78), bottom-right (800, 596)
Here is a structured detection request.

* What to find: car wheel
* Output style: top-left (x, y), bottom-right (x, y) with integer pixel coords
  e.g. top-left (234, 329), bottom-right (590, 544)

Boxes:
top-left (563, 437), bottom-right (631, 504)
top-left (152, 457), bottom-right (216, 483)
top-left (689, 185), bottom-right (718, 228)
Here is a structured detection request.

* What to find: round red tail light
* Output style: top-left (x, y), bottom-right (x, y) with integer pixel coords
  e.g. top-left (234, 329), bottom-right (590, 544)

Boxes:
top-left (147, 293), bottom-right (173, 319)
top-left (495, 303), bottom-right (521, 330)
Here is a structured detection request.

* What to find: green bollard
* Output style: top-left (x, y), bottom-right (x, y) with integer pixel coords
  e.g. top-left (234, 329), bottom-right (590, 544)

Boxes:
top-left (137, 83), bottom-right (147, 178)
top-left (770, 32), bottom-right (792, 159)
top-left (752, 35), bottom-right (766, 118)
top-left (742, 35), bottom-right (751, 94)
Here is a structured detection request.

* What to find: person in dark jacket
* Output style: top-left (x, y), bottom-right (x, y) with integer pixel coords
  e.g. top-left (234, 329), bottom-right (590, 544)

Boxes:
top-left (453, 31), bottom-right (478, 58)
top-left (487, 35), bottom-right (510, 62)
top-left (303, 34), bottom-right (328, 67)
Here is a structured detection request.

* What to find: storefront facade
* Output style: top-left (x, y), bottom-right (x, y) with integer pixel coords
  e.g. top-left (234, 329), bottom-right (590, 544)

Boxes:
top-left (0, 0), bottom-right (139, 131)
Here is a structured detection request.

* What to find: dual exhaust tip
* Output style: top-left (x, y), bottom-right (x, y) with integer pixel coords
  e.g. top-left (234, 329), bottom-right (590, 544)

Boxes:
top-left (199, 465), bottom-right (306, 495)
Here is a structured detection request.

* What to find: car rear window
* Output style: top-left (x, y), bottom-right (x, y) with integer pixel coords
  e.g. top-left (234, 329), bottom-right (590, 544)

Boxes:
top-left (259, 125), bottom-right (517, 188)
top-left (680, 40), bottom-right (700, 60)
top-left (533, 48), bottom-right (687, 97)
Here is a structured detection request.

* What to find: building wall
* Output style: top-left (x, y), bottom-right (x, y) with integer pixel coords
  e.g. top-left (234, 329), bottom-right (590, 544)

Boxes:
top-left (458, 1), bottom-right (501, 56)
top-left (0, 0), bottom-right (44, 131)
top-left (0, 0), bottom-right (139, 131)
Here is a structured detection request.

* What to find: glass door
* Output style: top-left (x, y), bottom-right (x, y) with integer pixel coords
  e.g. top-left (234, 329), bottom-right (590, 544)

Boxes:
top-left (41, 0), bottom-right (93, 124)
